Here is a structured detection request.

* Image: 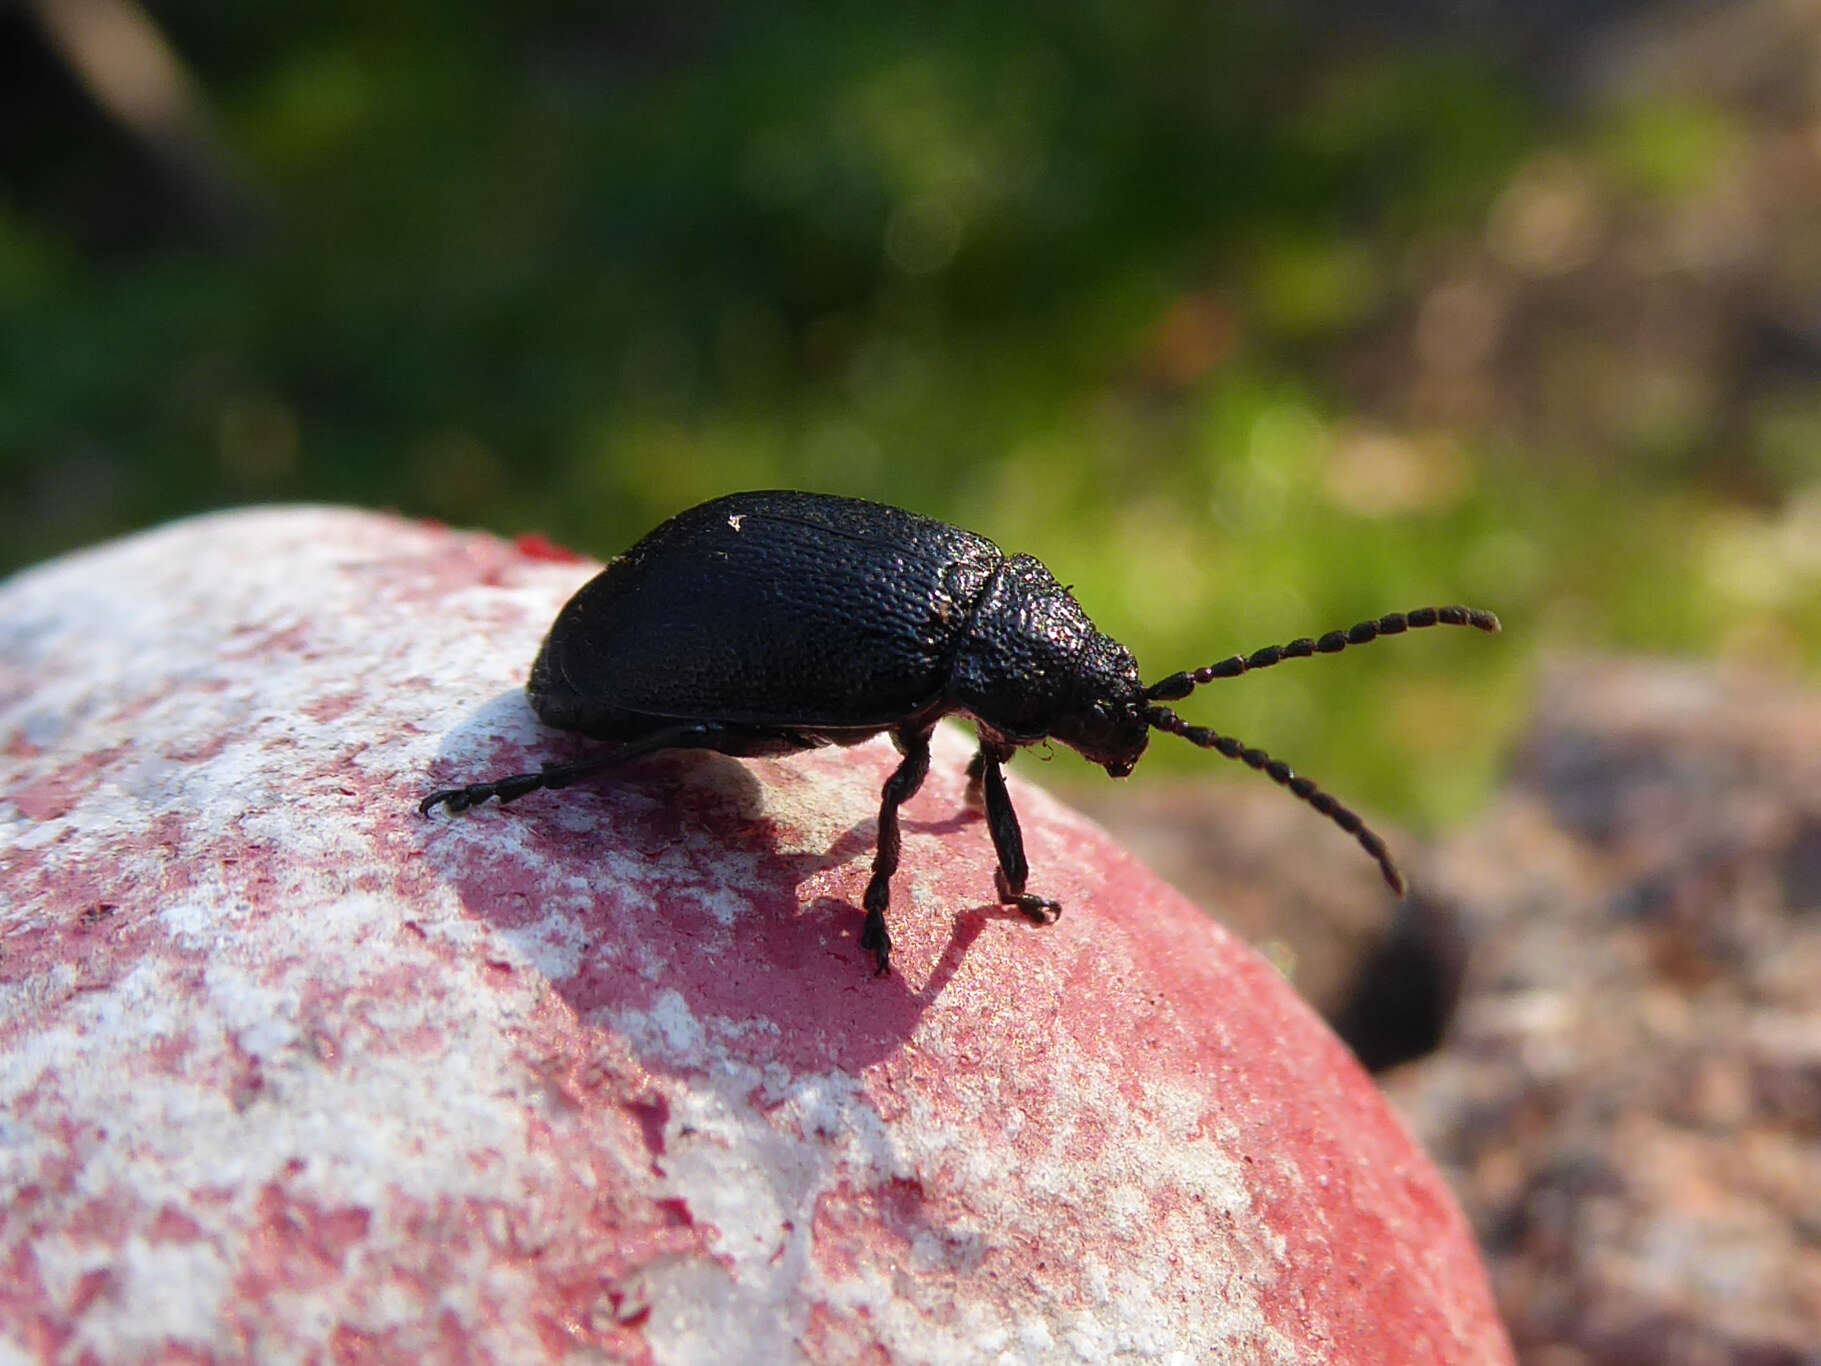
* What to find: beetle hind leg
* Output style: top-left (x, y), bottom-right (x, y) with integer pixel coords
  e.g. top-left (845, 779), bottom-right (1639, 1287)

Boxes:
top-left (975, 746), bottom-right (1062, 926)
top-left (860, 727), bottom-right (933, 975)
top-left (419, 723), bottom-right (728, 816)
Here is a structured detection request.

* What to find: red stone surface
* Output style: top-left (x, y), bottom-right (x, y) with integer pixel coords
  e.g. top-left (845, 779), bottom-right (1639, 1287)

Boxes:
top-left (0, 507), bottom-right (1512, 1364)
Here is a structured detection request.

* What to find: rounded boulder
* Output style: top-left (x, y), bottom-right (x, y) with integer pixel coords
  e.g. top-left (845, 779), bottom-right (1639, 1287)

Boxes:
top-left (0, 507), bottom-right (1511, 1364)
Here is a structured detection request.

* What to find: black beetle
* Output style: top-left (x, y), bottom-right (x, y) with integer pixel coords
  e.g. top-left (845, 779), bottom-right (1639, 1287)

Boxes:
top-left (421, 491), bottom-right (1499, 973)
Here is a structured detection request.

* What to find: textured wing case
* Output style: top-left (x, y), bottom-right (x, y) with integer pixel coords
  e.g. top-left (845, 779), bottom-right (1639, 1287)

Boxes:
top-left (533, 492), bottom-right (1003, 728)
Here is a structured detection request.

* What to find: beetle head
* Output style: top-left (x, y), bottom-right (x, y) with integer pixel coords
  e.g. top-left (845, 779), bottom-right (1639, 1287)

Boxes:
top-left (951, 555), bottom-right (1150, 774)
top-left (1049, 637), bottom-right (1151, 777)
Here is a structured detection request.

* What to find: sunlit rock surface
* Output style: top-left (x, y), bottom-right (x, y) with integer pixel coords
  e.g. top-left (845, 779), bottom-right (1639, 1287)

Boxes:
top-left (0, 508), bottom-right (1510, 1365)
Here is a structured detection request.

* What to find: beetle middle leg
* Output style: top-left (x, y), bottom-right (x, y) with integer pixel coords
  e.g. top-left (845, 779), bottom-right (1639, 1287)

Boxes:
top-left (860, 725), bottom-right (934, 975)
top-left (973, 742), bottom-right (1062, 926)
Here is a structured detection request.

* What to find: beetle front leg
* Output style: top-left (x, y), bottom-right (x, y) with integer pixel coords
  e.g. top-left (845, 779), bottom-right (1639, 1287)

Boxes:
top-left (860, 727), bottom-right (933, 975)
top-left (976, 747), bottom-right (1062, 926)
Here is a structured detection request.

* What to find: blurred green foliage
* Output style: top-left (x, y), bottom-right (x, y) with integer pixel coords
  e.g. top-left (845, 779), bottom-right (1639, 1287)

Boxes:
top-left (4, 1), bottom-right (1819, 823)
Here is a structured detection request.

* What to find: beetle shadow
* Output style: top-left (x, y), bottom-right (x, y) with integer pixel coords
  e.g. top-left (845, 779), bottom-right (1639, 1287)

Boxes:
top-left (918, 898), bottom-right (1055, 1000)
top-left (415, 691), bottom-right (1000, 1070)
top-left (902, 809), bottom-right (981, 838)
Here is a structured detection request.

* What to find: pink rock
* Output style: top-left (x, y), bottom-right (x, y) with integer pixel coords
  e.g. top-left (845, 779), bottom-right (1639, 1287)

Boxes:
top-left (0, 508), bottom-right (1511, 1364)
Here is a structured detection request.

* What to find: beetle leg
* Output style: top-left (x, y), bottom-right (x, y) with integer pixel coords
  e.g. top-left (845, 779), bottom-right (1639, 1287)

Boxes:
top-left (860, 727), bottom-right (933, 975)
top-left (963, 749), bottom-right (988, 811)
top-left (418, 723), bottom-right (726, 815)
top-left (977, 749), bottom-right (1062, 927)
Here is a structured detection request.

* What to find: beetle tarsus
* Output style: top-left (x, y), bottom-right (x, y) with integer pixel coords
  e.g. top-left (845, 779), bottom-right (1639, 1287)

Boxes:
top-left (419, 765), bottom-right (566, 815)
top-left (994, 868), bottom-right (1062, 925)
top-left (419, 781), bottom-right (517, 815)
top-left (859, 904), bottom-right (893, 975)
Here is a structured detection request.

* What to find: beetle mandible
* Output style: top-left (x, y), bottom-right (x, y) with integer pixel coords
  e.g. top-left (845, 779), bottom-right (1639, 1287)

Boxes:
top-left (420, 490), bottom-right (1499, 974)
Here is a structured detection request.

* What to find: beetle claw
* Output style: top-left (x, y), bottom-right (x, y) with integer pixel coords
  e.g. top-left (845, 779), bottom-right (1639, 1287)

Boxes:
top-left (859, 906), bottom-right (893, 975)
top-left (993, 868), bottom-right (1060, 925)
top-left (1012, 894), bottom-right (1061, 926)
top-left (419, 788), bottom-right (468, 816)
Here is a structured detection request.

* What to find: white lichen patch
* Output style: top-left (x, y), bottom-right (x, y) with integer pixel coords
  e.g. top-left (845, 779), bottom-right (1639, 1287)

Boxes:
top-left (586, 979), bottom-right (1297, 1366)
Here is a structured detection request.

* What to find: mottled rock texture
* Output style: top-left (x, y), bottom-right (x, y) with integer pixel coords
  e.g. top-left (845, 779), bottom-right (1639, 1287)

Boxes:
top-left (1387, 661), bottom-right (1821, 1366)
top-left (0, 507), bottom-right (1510, 1365)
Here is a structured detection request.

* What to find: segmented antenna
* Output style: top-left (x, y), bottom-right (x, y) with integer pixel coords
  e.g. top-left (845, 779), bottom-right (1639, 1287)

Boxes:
top-left (1145, 704), bottom-right (1406, 894)
top-left (1146, 605), bottom-right (1500, 702)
